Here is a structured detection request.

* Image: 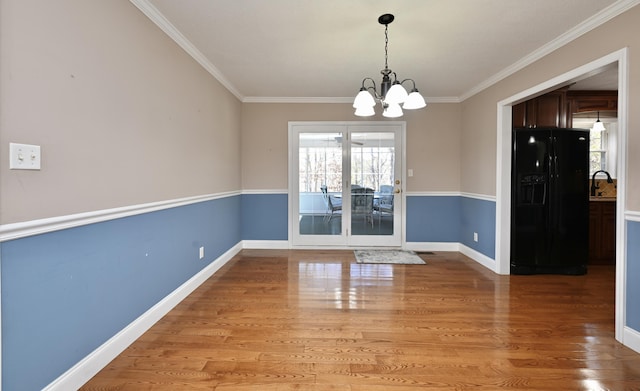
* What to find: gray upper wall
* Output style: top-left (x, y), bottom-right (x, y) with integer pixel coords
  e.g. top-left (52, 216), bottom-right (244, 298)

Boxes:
top-left (2, 1), bottom-right (639, 224)
top-left (0, 1), bottom-right (242, 224)
top-left (240, 102), bottom-right (462, 193)
top-left (461, 3), bottom-right (640, 209)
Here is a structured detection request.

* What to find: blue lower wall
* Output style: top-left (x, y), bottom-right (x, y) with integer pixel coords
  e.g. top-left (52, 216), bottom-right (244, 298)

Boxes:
top-left (627, 220), bottom-right (640, 330)
top-left (241, 193), bottom-right (288, 240)
top-left (405, 195), bottom-right (495, 259)
top-left (2, 192), bottom-right (637, 389)
top-left (239, 193), bottom-right (496, 258)
top-left (406, 196), bottom-right (461, 243)
top-left (1, 195), bottom-right (241, 391)
top-left (460, 196), bottom-right (496, 259)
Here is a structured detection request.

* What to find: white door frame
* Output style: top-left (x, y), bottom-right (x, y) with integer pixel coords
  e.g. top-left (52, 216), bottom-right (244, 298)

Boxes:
top-left (495, 48), bottom-right (628, 343)
top-left (288, 121), bottom-right (406, 248)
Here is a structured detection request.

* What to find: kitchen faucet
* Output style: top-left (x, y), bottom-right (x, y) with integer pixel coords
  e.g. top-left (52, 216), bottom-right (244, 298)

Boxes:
top-left (591, 170), bottom-right (613, 197)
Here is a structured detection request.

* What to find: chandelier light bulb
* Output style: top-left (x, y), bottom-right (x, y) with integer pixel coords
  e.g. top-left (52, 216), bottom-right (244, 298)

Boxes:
top-left (403, 90), bottom-right (427, 110)
top-left (383, 103), bottom-right (403, 118)
top-left (354, 105), bottom-right (376, 117)
top-left (385, 83), bottom-right (408, 104)
top-left (353, 89), bottom-right (376, 109)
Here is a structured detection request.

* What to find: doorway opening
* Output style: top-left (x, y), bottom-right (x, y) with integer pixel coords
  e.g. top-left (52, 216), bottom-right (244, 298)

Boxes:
top-left (496, 49), bottom-right (628, 342)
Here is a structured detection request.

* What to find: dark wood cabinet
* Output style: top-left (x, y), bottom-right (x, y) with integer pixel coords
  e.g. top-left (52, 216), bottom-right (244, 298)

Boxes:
top-left (589, 201), bottom-right (616, 264)
top-left (512, 88), bottom-right (568, 128)
top-left (567, 91), bottom-right (617, 114)
top-left (566, 90), bottom-right (617, 126)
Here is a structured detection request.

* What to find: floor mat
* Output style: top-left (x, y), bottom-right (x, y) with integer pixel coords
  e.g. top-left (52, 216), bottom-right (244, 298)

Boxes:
top-left (354, 249), bottom-right (426, 264)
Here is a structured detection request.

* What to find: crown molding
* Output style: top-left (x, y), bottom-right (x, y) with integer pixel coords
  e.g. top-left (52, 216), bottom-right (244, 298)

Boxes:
top-left (129, 0), bottom-right (244, 101)
top-left (242, 97), bottom-right (354, 104)
top-left (131, 0), bottom-right (639, 104)
top-left (459, 0), bottom-right (640, 101)
top-left (242, 96), bottom-right (461, 104)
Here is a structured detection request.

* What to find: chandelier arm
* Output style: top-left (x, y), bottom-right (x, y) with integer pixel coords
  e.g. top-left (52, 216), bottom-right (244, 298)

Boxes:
top-left (361, 77), bottom-right (381, 99)
top-left (399, 78), bottom-right (417, 89)
top-left (361, 77), bottom-right (377, 89)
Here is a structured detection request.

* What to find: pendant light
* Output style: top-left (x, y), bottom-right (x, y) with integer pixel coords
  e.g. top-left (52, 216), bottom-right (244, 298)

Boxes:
top-left (593, 111), bottom-right (606, 132)
top-left (352, 14), bottom-right (427, 117)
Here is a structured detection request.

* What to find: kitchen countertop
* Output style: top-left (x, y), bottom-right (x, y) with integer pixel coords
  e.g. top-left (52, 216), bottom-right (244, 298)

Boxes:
top-left (590, 197), bottom-right (616, 202)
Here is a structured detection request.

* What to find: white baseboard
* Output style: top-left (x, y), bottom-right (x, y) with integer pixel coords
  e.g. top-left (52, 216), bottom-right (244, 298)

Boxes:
top-left (37, 238), bottom-right (639, 391)
top-left (405, 242), bottom-right (496, 273)
top-left (624, 326), bottom-right (640, 354)
top-left (459, 244), bottom-right (497, 272)
top-left (242, 240), bottom-right (289, 249)
top-left (404, 242), bottom-right (460, 252)
top-left (42, 242), bottom-right (243, 391)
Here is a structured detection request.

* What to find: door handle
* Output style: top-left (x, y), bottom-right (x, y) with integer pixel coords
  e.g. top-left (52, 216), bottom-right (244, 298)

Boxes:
top-left (394, 189), bottom-right (401, 194)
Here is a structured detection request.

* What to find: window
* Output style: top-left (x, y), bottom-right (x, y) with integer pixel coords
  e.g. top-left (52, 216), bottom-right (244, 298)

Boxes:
top-left (573, 116), bottom-right (617, 177)
top-left (590, 129), bottom-right (607, 175)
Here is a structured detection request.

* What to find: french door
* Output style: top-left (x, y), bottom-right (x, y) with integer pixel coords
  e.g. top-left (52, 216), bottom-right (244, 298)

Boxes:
top-left (289, 122), bottom-right (404, 247)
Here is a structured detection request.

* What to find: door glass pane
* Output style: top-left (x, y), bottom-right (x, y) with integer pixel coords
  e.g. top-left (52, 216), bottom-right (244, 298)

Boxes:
top-left (298, 132), bottom-right (343, 235)
top-left (350, 132), bottom-right (395, 236)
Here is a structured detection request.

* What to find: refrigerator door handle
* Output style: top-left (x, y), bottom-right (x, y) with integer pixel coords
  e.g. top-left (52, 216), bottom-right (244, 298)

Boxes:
top-left (551, 136), bottom-right (558, 179)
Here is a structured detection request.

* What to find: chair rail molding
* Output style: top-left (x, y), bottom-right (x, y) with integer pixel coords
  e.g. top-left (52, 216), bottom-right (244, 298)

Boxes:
top-left (0, 191), bottom-right (241, 242)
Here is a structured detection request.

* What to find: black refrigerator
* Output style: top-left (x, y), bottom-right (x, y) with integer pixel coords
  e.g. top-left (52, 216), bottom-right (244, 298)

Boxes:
top-left (511, 127), bottom-right (590, 275)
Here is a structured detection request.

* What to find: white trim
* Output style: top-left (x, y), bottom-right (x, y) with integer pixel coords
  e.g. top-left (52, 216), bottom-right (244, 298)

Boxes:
top-left (242, 96), bottom-right (461, 104)
top-left (459, 244), bottom-right (497, 271)
top-left (241, 189), bottom-right (288, 195)
top-left (460, 192), bottom-right (497, 202)
top-left (128, 0), bottom-right (244, 101)
top-left (615, 48), bottom-right (630, 343)
top-left (403, 191), bottom-right (496, 202)
top-left (244, 97), bottom-right (354, 104)
top-left (404, 191), bottom-right (461, 197)
top-left (460, 0), bottom-right (640, 101)
top-left (495, 102), bottom-right (514, 275)
top-left (42, 242), bottom-right (242, 391)
top-left (626, 211), bottom-right (640, 222)
top-left (242, 190), bottom-right (496, 202)
top-left (623, 326), bottom-right (640, 355)
top-left (496, 48), bottom-right (629, 343)
top-left (405, 242), bottom-right (460, 253)
top-left (241, 240), bottom-right (289, 249)
top-left (0, 191), bottom-right (240, 242)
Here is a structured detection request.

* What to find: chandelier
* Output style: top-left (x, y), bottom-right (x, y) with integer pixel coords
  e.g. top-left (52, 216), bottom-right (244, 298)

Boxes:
top-left (353, 14), bottom-right (427, 118)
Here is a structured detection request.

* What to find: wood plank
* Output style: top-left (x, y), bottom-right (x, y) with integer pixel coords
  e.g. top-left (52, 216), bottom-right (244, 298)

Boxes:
top-left (80, 250), bottom-right (640, 390)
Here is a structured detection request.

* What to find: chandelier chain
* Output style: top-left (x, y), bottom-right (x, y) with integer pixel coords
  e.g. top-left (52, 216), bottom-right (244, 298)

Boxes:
top-left (384, 24), bottom-right (389, 70)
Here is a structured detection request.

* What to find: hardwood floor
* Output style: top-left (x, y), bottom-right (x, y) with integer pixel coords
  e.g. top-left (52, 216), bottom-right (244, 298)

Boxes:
top-left (81, 250), bottom-right (640, 390)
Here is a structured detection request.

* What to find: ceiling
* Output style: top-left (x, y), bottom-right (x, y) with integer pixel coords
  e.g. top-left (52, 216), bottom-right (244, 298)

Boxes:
top-left (134, 0), bottom-right (632, 102)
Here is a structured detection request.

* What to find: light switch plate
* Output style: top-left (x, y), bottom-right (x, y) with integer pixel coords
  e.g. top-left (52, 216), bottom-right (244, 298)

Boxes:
top-left (10, 143), bottom-right (41, 170)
